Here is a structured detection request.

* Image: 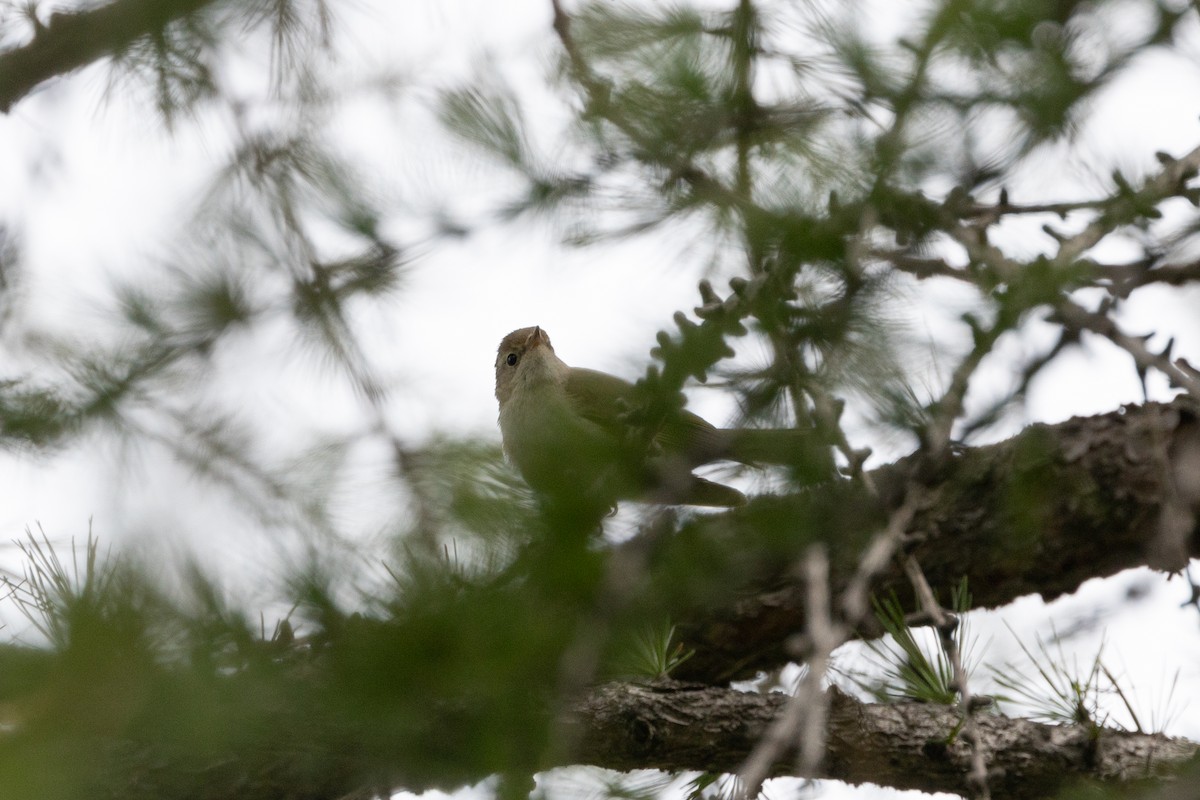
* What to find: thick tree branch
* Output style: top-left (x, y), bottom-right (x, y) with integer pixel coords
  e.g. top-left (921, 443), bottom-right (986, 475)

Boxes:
top-left (670, 399), bottom-right (1200, 682)
top-left (0, 0), bottom-right (224, 112)
top-left (569, 681), bottom-right (1198, 800)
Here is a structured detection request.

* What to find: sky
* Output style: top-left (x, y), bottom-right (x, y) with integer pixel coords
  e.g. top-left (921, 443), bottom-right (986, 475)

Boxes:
top-left (1, 1), bottom-right (1200, 798)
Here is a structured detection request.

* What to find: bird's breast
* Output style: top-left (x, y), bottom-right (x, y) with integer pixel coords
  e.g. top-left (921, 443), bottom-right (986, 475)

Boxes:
top-left (499, 387), bottom-right (620, 497)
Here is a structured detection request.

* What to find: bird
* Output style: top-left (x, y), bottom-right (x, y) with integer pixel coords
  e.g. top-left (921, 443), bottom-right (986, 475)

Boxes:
top-left (494, 326), bottom-right (827, 508)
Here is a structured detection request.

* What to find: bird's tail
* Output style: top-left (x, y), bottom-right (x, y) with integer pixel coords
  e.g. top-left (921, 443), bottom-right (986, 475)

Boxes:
top-left (722, 427), bottom-right (835, 483)
top-left (643, 459), bottom-right (748, 507)
top-left (678, 476), bottom-right (747, 507)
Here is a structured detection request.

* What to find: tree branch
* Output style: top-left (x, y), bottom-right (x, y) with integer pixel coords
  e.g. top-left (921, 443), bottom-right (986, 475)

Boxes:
top-left (0, 0), bottom-right (224, 113)
top-left (670, 398), bottom-right (1200, 682)
top-left (569, 681), bottom-right (1198, 800)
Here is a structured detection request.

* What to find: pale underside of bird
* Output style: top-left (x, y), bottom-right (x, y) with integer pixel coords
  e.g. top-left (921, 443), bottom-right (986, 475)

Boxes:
top-left (494, 326), bottom-right (823, 507)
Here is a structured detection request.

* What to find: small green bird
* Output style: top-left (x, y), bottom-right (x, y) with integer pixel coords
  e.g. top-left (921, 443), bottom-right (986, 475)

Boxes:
top-left (494, 326), bottom-right (825, 507)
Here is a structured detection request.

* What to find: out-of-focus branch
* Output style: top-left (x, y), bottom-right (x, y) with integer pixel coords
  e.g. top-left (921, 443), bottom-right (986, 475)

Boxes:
top-left (1054, 298), bottom-right (1200, 399)
top-left (1051, 144), bottom-right (1200, 266)
top-left (735, 545), bottom-right (833, 798)
top-left (1097, 258), bottom-right (1200, 296)
top-left (959, 198), bottom-right (1110, 218)
top-left (0, 0), bottom-right (225, 112)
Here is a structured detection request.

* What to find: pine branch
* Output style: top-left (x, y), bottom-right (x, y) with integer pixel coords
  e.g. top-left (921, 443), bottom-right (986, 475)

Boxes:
top-left (669, 398), bottom-right (1200, 682)
top-left (0, 0), bottom-right (225, 112)
top-left (569, 681), bottom-right (1198, 799)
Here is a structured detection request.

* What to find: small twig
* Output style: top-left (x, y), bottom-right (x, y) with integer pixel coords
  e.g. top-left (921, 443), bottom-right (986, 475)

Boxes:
top-left (1054, 298), bottom-right (1200, 400)
top-left (736, 546), bottom-right (836, 797)
top-left (959, 198), bottom-right (1111, 219)
top-left (872, 250), bottom-right (972, 283)
top-left (1101, 663), bottom-right (1145, 735)
top-left (954, 327), bottom-right (1078, 442)
top-left (923, 323), bottom-right (998, 458)
top-left (1052, 142), bottom-right (1200, 267)
top-left (903, 556), bottom-right (990, 799)
top-left (840, 483), bottom-right (925, 623)
top-left (1183, 566), bottom-right (1200, 617)
top-left (1094, 257), bottom-right (1177, 297)
top-left (797, 547), bottom-right (836, 777)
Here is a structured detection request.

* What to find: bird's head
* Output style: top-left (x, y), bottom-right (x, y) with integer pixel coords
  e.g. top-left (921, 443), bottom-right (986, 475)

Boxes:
top-left (495, 326), bottom-right (568, 406)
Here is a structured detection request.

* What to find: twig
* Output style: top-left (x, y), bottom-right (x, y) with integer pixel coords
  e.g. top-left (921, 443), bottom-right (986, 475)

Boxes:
top-left (872, 250), bottom-right (972, 282)
top-left (735, 546), bottom-right (835, 798)
top-left (797, 547), bottom-right (835, 777)
top-left (959, 198), bottom-right (1110, 219)
top-left (1054, 298), bottom-right (1200, 400)
top-left (1183, 565), bottom-right (1200, 617)
top-left (903, 556), bottom-right (991, 799)
top-left (1093, 258), bottom-right (1200, 297)
top-left (1052, 143), bottom-right (1200, 266)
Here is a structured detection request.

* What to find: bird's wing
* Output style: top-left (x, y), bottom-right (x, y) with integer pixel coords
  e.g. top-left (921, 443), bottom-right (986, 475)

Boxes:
top-left (564, 368), bottom-right (636, 434)
top-left (565, 367), bottom-right (731, 463)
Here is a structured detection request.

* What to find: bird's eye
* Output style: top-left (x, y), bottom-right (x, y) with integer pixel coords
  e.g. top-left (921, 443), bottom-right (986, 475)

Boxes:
top-left (506, 353), bottom-right (519, 367)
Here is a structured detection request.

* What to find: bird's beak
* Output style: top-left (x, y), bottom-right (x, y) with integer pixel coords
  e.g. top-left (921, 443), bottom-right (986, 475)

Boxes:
top-left (527, 326), bottom-right (551, 350)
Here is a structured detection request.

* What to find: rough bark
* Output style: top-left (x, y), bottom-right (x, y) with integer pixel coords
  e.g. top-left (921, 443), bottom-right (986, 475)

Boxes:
top-left (0, 0), bottom-right (224, 112)
top-left (570, 681), bottom-right (1199, 799)
top-left (671, 399), bottom-right (1200, 682)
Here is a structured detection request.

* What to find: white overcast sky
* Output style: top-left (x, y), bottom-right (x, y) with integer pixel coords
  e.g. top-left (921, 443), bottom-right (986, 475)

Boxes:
top-left (1, 1), bottom-right (1200, 798)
